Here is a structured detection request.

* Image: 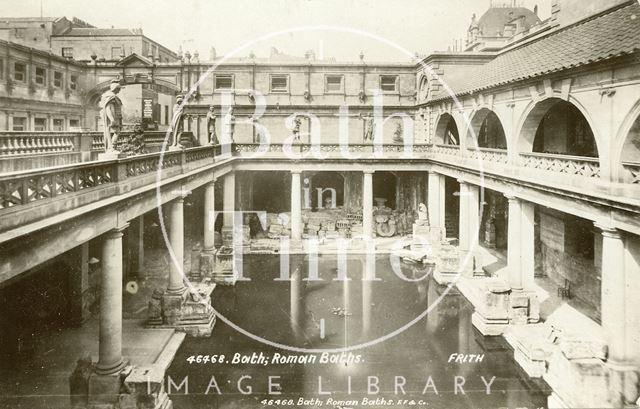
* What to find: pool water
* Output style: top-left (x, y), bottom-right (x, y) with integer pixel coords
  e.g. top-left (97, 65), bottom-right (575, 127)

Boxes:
top-left (167, 254), bottom-right (549, 408)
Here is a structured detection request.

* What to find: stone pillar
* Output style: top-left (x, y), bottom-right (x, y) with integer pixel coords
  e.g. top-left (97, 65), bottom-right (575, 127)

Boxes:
top-left (291, 171), bottom-right (302, 241)
top-left (505, 195), bottom-right (539, 325)
top-left (520, 200), bottom-right (535, 291)
top-left (596, 225), bottom-right (640, 406)
top-left (167, 197), bottom-right (185, 294)
top-left (96, 225), bottom-right (128, 375)
top-left (598, 225), bottom-right (626, 363)
top-left (506, 195), bottom-right (522, 290)
top-left (458, 180), bottom-right (470, 252)
top-left (427, 171), bottom-right (442, 230)
top-left (132, 215), bottom-right (144, 277)
top-left (221, 172), bottom-right (235, 246)
top-left (468, 183), bottom-right (480, 252)
top-left (200, 180), bottom-right (217, 276)
top-left (363, 170), bottom-right (374, 239)
top-left (68, 242), bottom-right (91, 326)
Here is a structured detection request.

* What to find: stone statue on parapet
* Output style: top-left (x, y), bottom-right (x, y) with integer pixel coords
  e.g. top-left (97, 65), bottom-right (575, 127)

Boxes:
top-left (292, 115), bottom-right (302, 141)
top-left (206, 105), bottom-right (218, 145)
top-left (417, 203), bottom-right (429, 226)
top-left (170, 94), bottom-right (186, 149)
top-left (360, 113), bottom-right (374, 141)
top-left (223, 106), bottom-right (235, 143)
top-left (99, 78), bottom-right (123, 154)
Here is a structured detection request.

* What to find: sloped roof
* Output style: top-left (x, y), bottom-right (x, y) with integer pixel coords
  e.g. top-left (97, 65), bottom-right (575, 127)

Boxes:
top-left (57, 28), bottom-right (138, 36)
top-left (433, 1), bottom-right (640, 101)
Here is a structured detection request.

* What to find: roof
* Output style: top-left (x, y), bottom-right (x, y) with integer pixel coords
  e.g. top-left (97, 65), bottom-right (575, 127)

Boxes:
top-left (56, 28), bottom-right (140, 36)
top-left (433, 1), bottom-right (640, 101)
top-left (475, 6), bottom-right (540, 36)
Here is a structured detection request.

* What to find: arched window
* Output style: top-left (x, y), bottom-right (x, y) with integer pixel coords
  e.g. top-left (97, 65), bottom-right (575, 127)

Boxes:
top-left (434, 113), bottom-right (459, 145)
top-left (530, 100), bottom-right (597, 157)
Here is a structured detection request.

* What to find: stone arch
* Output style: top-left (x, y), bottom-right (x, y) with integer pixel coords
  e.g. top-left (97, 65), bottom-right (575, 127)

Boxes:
top-left (465, 108), bottom-right (507, 150)
top-left (417, 75), bottom-right (430, 102)
top-left (433, 112), bottom-right (460, 145)
top-left (516, 97), bottom-right (601, 158)
top-left (612, 97), bottom-right (640, 182)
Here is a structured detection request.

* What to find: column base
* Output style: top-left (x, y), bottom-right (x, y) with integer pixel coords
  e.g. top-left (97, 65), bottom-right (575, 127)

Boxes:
top-left (433, 269), bottom-right (460, 285)
top-left (471, 311), bottom-right (509, 336)
top-left (70, 359), bottom-right (172, 409)
top-left (147, 284), bottom-right (216, 337)
top-left (168, 144), bottom-right (184, 151)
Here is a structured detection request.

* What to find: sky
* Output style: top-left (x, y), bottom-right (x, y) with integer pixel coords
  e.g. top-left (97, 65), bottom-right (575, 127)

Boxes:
top-left (3, 0), bottom-right (552, 62)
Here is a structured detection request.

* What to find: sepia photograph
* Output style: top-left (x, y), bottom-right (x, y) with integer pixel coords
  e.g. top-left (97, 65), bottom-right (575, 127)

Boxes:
top-left (0, 0), bottom-right (639, 408)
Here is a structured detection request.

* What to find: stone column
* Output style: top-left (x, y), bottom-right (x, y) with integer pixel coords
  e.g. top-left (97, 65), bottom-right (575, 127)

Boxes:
top-left (598, 225), bottom-right (626, 363)
top-left (291, 171), bottom-right (302, 241)
top-left (520, 200), bottom-right (535, 291)
top-left (96, 225), bottom-right (128, 375)
top-left (427, 171), bottom-right (441, 229)
top-left (203, 180), bottom-right (216, 252)
top-left (363, 170), bottom-right (374, 239)
top-left (222, 172), bottom-right (235, 246)
top-left (200, 180), bottom-right (217, 276)
top-left (468, 183), bottom-right (480, 252)
top-left (132, 215), bottom-right (144, 277)
top-left (506, 195), bottom-right (522, 290)
top-left (167, 197), bottom-right (185, 294)
top-left (458, 180), bottom-right (470, 252)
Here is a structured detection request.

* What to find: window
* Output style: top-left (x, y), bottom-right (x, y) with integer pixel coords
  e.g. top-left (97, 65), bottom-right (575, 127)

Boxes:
top-left (325, 75), bottom-right (344, 93)
top-left (35, 67), bottom-right (46, 85)
top-left (53, 118), bottom-right (64, 131)
top-left (62, 47), bottom-right (73, 58)
top-left (380, 75), bottom-right (398, 92)
top-left (0, 59), bottom-right (4, 80)
top-left (70, 75), bottom-right (78, 90)
top-left (53, 71), bottom-right (63, 88)
top-left (215, 75), bottom-right (233, 90)
top-left (164, 105), bottom-right (169, 125)
top-left (111, 47), bottom-right (122, 59)
top-left (14, 62), bottom-right (26, 82)
top-left (69, 119), bottom-right (80, 129)
top-left (270, 75), bottom-right (289, 93)
top-left (34, 118), bottom-right (47, 131)
top-left (12, 117), bottom-right (26, 131)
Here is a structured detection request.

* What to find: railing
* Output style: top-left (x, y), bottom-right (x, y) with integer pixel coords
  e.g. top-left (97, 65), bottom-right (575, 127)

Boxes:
top-left (0, 145), bottom-right (222, 231)
top-left (520, 152), bottom-right (600, 178)
top-left (233, 142), bottom-right (433, 156)
top-left (466, 147), bottom-right (508, 164)
top-left (433, 143), bottom-right (462, 157)
top-left (623, 162), bottom-right (640, 184)
top-left (0, 132), bottom-right (80, 156)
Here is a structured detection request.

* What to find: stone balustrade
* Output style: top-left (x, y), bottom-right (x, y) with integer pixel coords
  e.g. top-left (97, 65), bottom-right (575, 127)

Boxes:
top-left (0, 144), bottom-right (221, 233)
top-left (0, 132), bottom-right (79, 156)
top-left (520, 152), bottom-right (600, 178)
top-left (623, 162), bottom-right (640, 184)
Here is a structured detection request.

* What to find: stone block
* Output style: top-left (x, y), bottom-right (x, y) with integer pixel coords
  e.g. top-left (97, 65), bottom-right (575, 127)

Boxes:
top-left (87, 372), bottom-right (123, 405)
top-left (199, 251), bottom-right (216, 276)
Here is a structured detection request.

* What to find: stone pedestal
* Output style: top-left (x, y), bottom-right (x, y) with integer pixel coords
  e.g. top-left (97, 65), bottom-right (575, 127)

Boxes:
top-left (411, 223), bottom-right (431, 252)
top-left (147, 285), bottom-right (216, 337)
top-left (508, 290), bottom-right (540, 325)
top-left (606, 362), bottom-right (640, 407)
top-left (212, 246), bottom-right (236, 285)
top-left (470, 280), bottom-right (511, 336)
top-left (433, 243), bottom-right (460, 285)
top-left (199, 249), bottom-right (217, 277)
top-left (189, 244), bottom-right (202, 282)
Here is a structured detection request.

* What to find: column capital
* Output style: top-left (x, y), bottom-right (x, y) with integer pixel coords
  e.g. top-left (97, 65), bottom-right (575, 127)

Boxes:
top-left (594, 223), bottom-right (622, 239)
top-left (504, 193), bottom-right (520, 203)
top-left (363, 170), bottom-right (375, 175)
top-left (106, 223), bottom-right (129, 239)
top-left (206, 178), bottom-right (217, 186)
top-left (291, 170), bottom-right (302, 175)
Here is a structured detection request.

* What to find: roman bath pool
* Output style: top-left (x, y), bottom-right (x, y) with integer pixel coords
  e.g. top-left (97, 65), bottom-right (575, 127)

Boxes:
top-left (166, 254), bottom-right (550, 408)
